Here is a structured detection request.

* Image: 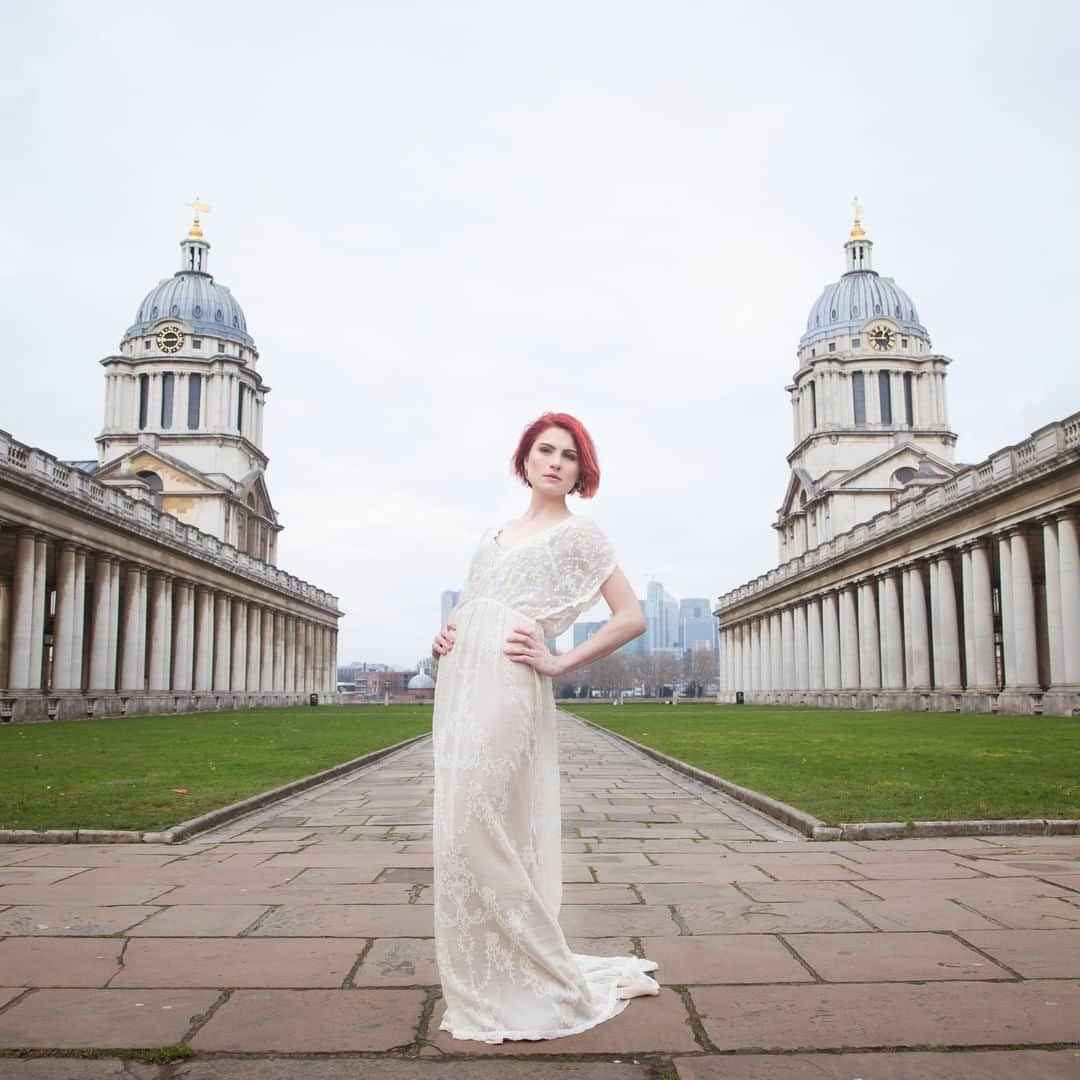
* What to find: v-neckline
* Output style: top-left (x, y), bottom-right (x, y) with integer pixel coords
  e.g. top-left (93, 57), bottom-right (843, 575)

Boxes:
top-left (492, 515), bottom-right (576, 554)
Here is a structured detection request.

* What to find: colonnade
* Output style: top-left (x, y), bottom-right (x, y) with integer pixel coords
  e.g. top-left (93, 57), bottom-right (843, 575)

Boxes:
top-left (0, 530), bottom-right (338, 709)
top-left (718, 511), bottom-right (1080, 713)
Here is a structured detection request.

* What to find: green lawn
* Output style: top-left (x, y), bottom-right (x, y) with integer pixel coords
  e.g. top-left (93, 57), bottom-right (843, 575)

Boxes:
top-left (0, 705), bottom-right (433, 832)
top-left (569, 703), bottom-right (1080, 824)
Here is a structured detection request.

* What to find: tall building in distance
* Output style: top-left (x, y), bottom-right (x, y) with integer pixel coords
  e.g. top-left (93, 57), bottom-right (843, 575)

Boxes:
top-left (680, 598), bottom-right (718, 652)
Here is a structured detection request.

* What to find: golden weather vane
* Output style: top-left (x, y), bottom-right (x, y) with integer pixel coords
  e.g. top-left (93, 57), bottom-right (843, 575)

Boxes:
top-left (850, 195), bottom-right (866, 240)
top-left (184, 196), bottom-right (213, 239)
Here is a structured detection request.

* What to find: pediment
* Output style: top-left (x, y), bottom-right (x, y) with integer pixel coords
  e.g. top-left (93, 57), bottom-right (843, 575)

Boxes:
top-left (95, 446), bottom-right (221, 495)
top-left (833, 443), bottom-right (959, 491)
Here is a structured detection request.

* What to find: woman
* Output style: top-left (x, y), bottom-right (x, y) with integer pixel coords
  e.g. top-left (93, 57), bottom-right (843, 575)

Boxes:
top-left (430, 411), bottom-right (660, 1044)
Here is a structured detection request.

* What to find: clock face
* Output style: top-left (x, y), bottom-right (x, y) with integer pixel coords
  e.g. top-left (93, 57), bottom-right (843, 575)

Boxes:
top-left (157, 325), bottom-right (185, 354)
top-left (868, 325), bottom-right (895, 351)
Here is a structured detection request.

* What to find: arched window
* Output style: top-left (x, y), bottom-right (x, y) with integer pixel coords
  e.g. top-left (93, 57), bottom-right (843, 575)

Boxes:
top-left (137, 470), bottom-right (163, 510)
top-left (893, 467), bottom-right (917, 486)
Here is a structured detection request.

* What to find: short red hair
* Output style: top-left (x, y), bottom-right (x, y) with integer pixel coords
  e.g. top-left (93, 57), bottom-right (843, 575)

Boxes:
top-left (511, 412), bottom-right (602, 499)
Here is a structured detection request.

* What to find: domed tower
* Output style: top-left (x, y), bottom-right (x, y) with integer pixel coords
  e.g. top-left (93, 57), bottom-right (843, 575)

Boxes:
top-left (775, 201), bottom-right (959, 562)
top-left (94, 204), bottom-right (281, 563)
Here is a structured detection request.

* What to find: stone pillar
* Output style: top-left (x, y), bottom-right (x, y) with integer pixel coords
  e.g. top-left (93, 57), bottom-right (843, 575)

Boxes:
top-left (284, 616), bottom-right (297, 693)
top-left (793, 603), bottom-right (809, 690)
top-left (213, 592), bottom-right (232, 691)
top-left (313, 621), bottom-right (324, 695)
top-left (839, 585), bottom-right (860, 689)
top-left (147, 573), bottom-right (173, 692)
top-left (780, 607), bottom-right (795, 691)
top-left (52, 543), bottom-right (78, 689)
top-left (807, 597), bottom-right (824, 690)
top-left (0, 574), bottom-right (10, 689)
top-left (273, 612), bottom-right (286, 692)
top-left (329, 629), bottom-right (338, 693)
top-left (172, 582), bottom-right (195, 691)
top-left (119, 565), bottom-right (145, 691)
top-left (905, 563), bottom-right (931, 689)
top-left (88, 555), bottom-right (115, 690)
top-left (758, 615), bottom-right (771, 692)
top-left (932, 552), bottom-right (961, 690)
top-left (969, 541), bottom-right (997, 690)
top-left (857, 580), bottom-right (880, 690)
top-left (29, 536), bottom-right (47, 690)
top-left (194, 586), bottom-right (214, 692)
top-left (769, 612), bottom-right (782, 689)
top-left (305, 621), bottom-right (315, 692)
top-left (260, 607), bottom-right (274, 692)
top-left (71, 550), bottom-right (87, 690)
top-left (1057, 512), bottom-right (1080, 687)
top-left (247, 603), bottom-right (261, 692)
top-left (961, 546), bottom-right (976, 687)
top-left (1008, 528), bottom-right (1039, 690)
top-left (137, 569), bottom-right (149, 688)
top-left (879, 572), bottom-right (904, 689)
top-left (821, 590), bottom-right (840, 690)
top-left (106, 559), bottom-right (120, 690)
top-left (9, 533), bottom-right (38, 688)
top-left (997, 535), bottom-right (1015, 687)
top-left (231, 598), bottom-right (248, 693)
top-left (749, 618), bottom-right (761, 692)
top-left (1043, 519), bottom-right (1065, 688)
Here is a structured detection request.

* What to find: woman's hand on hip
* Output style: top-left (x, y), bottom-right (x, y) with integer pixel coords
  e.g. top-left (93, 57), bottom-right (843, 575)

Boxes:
top-left (504, 627), bottom-right (564, 677)
top-left (432, 623), bottom-right (457, 658)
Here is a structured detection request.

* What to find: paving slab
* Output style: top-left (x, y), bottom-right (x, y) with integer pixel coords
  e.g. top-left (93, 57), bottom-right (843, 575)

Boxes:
top-left (638, 934), bottom-right (813, 984)
top-left (173, 1064), bottom-right (652, 1080)
top-left (0, 936), bottom-right (123, 986)
top-left (125, 903), bottom-right (269, 935)
top-left (672, 1050), bottom-right (1080, 1079)
top-left (676, 899), bottom-right (873, 934)
top-left (0, 905), bottom-right (156, 935)
top-left (0, 1061), bottom-right (160, 1079)
top-left (958, 928), bottom-right (1080, 977)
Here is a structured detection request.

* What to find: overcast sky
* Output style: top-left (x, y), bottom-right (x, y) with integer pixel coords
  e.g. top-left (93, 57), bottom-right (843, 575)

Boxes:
top-left (3, 1), bottom-right (1078, 668)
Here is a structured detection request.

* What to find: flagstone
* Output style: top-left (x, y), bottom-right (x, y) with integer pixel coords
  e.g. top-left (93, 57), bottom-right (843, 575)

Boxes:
top-left (125, 904), bottom-right (269, 935)
top-left (957, 896), bottom-right (1080, 930)
top-left (736, 881), bottom-right (875, 903)
top-left (842, 896), bottom-right (1002, 931)
top-left (593, 865), bottom-right (771, 884)
top-left (638, 934), bottom-right (813, 984)
top-left (0, 905), bottom-right (156, 935)
top-left (251, 903), bottom-right (433, 936)
top-left (0, 987), bottom-right (219, 1048)
top-left (958, 929), bottom-right (1080, 978)
top-left (0, 937), bottom-right (123, 986)
top-left (636, 882), bottom-right (745, 904)
top-left (0, 1059), bottom-right (160, 1079)
top-left (172, 1063), bottom-right (654, 1080)
top-left (190, 988), bottom-right (425, 1051)
top-left (676, 899), bottom-right (873, 935)
top-left (0, 866), bottom-right (90, 885)
top-left (0, 883), bottom-right (173, 905)
top-left (557, 903), bottom-right (680, 937)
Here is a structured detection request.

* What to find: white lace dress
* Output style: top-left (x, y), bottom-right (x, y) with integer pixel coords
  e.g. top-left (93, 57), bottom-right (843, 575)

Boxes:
top-left (431, 514), bottom-right (660, 1044)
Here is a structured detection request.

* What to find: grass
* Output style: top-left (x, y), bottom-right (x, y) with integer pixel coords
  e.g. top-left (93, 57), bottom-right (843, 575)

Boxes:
top-left (0, 704), bottom-right (433, 833)
top-left (568, 702), bottom-right (1080, 824)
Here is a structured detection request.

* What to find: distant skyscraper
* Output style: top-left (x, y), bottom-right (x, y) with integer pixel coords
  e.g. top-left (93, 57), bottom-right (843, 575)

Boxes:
top-left (441, 589), bottom-right (461, 628)
top-left (574, 620), bottom-right (607, 647)
top-left (680, 598), bottom-right (718, 652)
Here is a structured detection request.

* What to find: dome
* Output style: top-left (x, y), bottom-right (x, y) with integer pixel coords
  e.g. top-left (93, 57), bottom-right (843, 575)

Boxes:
top-left (122, 228), bottom-right (254, 347)
top-left (407, 671), bottom-right (436, 690)
top-left (801, 271), bottom-right (927, 349)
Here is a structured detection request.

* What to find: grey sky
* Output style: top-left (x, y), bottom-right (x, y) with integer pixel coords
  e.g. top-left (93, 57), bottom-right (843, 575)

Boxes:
top-left (3, 1), bottom-right (1078, 668)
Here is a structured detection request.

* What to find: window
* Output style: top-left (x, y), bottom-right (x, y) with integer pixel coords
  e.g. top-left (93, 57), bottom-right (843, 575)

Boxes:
top-left (218, 341), bottom-right (227, 353)
top-left (137, 470), bottom-right (163, 510)
top-left (901, 337), bottom-right (909, 348)
top-left (811, 347), bottom-right (816, 357)
top-left (852, 337), bottom-right (861, 348)
top-left (903, 372), bottom-right (914, 425)
top-left (828, 342), bottom-right (836, 353)
top-left (144, 339), bottom-right (152, 350)
top-left (160, 372), bottom-right (174, 429)
top-left (138, 374), bottom-right (149, 429)
top-left (809, 380), bottom-right (817, 428)
top-left (852, 371), bottom-right (866, 426)
top-left (237, 385), bottom-right (245, 431)
top-left (192, 338), bottom-right (202, 350)
top-left (187, 373), bottom-right (201, 429)
top-left (878, 370), bottom-right (892, 424)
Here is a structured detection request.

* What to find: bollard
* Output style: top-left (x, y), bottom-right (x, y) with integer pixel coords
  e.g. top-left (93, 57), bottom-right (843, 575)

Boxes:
top-left (309, 693), bottom-right (319, 706)
top-left (735, 691), bottom-right (744, 705)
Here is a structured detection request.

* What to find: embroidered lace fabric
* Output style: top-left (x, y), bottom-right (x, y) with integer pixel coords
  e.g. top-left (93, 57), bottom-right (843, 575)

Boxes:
top-left (432, 515), bottom-right (660, 1043)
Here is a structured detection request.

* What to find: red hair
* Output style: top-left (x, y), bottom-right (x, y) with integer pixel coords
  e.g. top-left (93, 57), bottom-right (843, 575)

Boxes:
top-left (511, 412), bottom-right (602, 499)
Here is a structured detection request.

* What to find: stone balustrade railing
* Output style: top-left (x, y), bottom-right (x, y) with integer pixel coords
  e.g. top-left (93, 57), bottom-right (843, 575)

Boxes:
top-left (1, 429), bottom-right (340, 612)
top-left (717, 411), bottom-right (1080, 612)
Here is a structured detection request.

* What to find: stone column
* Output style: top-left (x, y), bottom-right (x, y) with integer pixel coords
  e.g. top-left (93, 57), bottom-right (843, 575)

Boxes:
top-left (313, 621), bottom-right (324, 695)
top-left (793, 603), bottom-right (809, 690)
top-left (905, 563), bottom-right (931, 689)
top-left (780, 607), bottom-right (795, 691)
top-left (106, 559), bottom-right (120, 690)
top-left (969, 541), bottom-right (997, 690)
top-left (1008, 528), bottom-right (1039, 690)
top-left (273, 612), bottom-right (286, 692)
top-left (284, 616), bottom-right (297, 693)
top-left (194, 586), bottom-right (214, 692)
top-left (879, 572), bottom-right (904, 689)
top-left (821, 590), bottom-right (840, 690)
top-left (29, 535), bottom-right (47, 690)
top-left (231, 598), bottom-right (248, 693)
top-left (9, 533), bottom-right (38, 688)
top-left (329, 629), bottom-right (338, 693)
top-left (147, 573), bottom-right (173, 692)
top-left (213, 592), bottom-right (232, 691)
top-left (740, 624), bottom-right (751, 692)
top-left (1057, 512), bottom-right (1080, 687)
top-left (119, 565), bottom-right (145, 691)
top-left (839, 585), bottom-right (860, 689)
top-left (0, 574), bottom-right (10, 689)
top-left (1043, 519), bottom-right (1065, 688)
top-left (260, 607), bottom-right (274, 691)
top-left (932, 552), bottom-right (962, 690)
top-left (88, 555), bottom-right (115, 690)
top-left (305, 621), bottom-right (315, 692)
top-left (749, 619), bottom-right (761, 692)
top-left (71, 550), bottom-right (87, 690)
top-left (52, 543), bottom-right (78, 689)
top-left (247, 603), bottom-right (261, 692)
top-left (997, 534), bottom-right (1015, 687)
top-left (769, 612), bottom-right (783, 690)
top-left (857, 580), bottom-right (881, 690)
top-left (172, 582), bottom-right (195, 691)
top-left (807, 597), bottom-right (824, 690)
top-left (758, 615), bottom-right (772, 692)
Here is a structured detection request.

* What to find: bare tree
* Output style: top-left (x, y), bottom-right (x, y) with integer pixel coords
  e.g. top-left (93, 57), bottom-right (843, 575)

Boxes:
top-left (690, 646), bottom-right (718, 696)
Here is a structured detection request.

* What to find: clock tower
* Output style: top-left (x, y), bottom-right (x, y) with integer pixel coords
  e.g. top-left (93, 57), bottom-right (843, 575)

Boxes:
top-left (93, 205), bottom-right (281, 564)
top-left (775, 202), bottom-right (959, 562)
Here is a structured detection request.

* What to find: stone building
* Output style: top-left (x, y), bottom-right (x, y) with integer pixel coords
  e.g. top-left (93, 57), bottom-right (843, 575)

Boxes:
top-left (0, 211), bottom-right (341, 722)
top-left (715, 208), bottom-right (1079, 716)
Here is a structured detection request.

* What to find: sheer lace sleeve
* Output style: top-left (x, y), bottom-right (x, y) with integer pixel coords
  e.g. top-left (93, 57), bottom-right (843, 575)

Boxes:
top-left (550, 518), bottom-right (618, 614)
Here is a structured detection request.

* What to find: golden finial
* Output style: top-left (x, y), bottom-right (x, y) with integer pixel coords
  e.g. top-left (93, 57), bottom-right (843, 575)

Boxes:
top-left (849, 195), bottom-right (866, 240)
top-left (184, 197), bottom-right (213, 240)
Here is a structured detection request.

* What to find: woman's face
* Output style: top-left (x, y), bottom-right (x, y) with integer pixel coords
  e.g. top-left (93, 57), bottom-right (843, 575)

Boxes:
top-left (525, 425), bottom-right (581, 496)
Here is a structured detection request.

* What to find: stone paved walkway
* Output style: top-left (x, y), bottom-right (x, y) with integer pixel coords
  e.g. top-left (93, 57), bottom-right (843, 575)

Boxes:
top-left (0, 713), bottom-right (1079, 1078)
